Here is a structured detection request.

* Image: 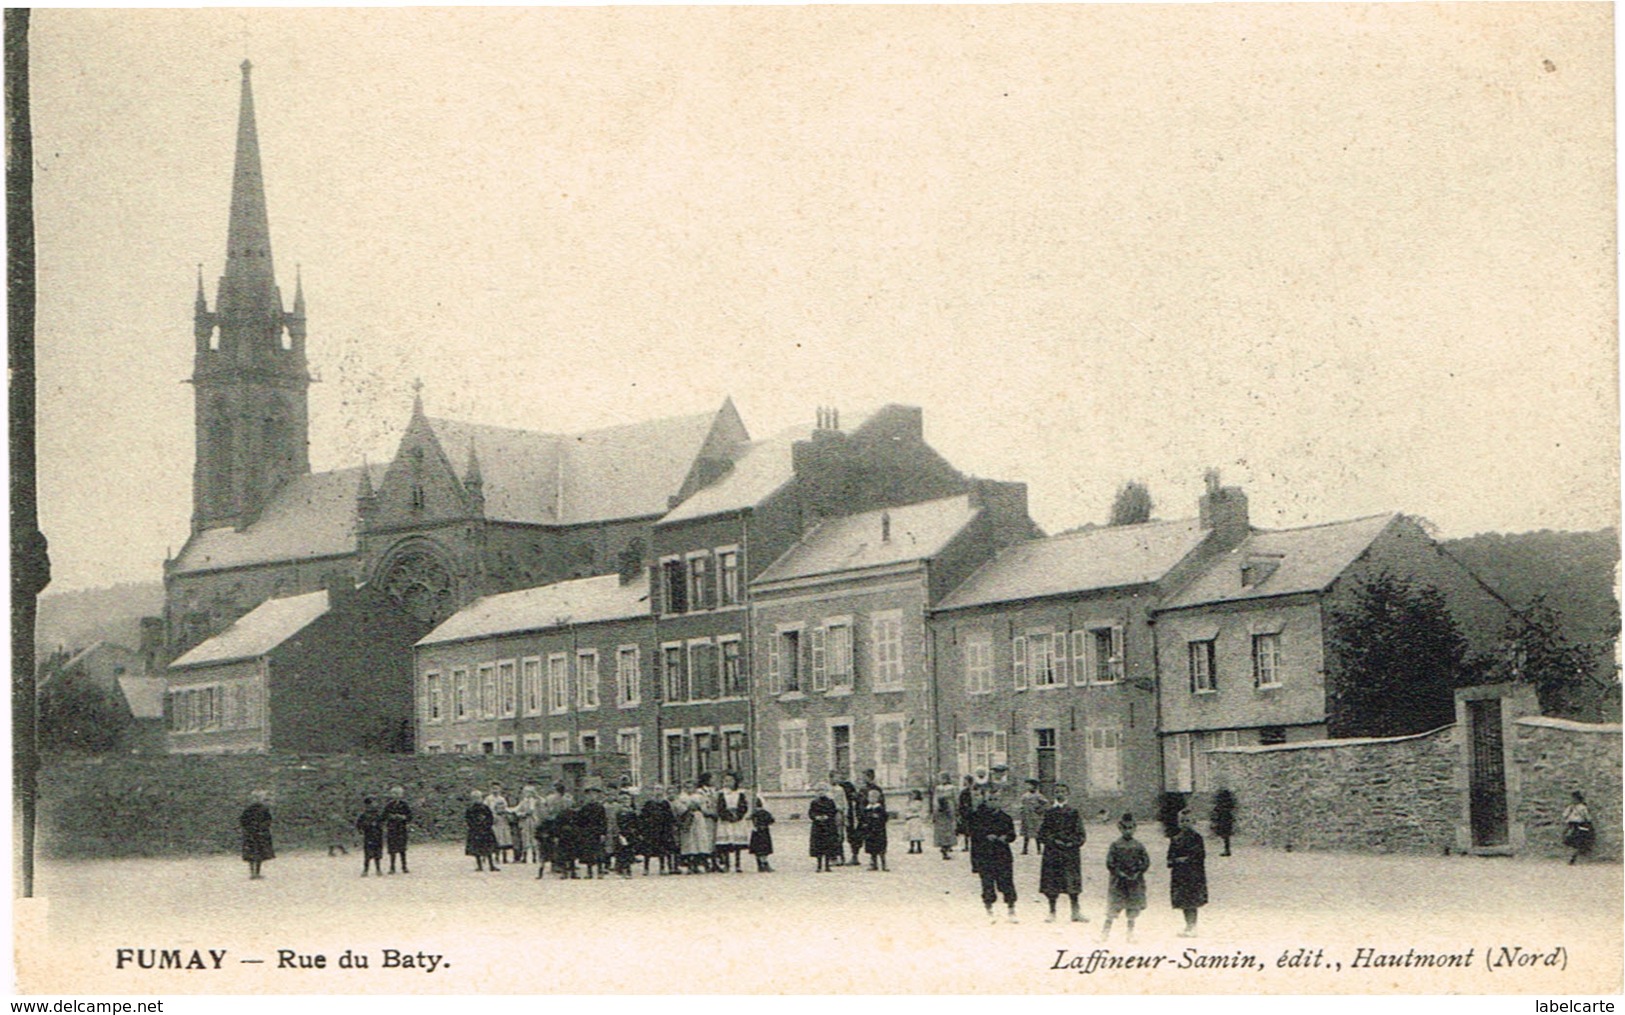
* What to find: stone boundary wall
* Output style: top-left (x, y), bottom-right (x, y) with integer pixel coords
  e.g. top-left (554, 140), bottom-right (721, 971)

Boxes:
top-left (37, 752), bottom-right (628, 860)
top-left (1205, 726), bottom-right (1459, 854)
top-left (1512, 717), bottom-right (1622, 861)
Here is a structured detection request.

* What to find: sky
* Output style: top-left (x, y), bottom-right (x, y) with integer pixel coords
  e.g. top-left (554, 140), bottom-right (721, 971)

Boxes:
top-left (27, 5), bottom-right (1619, 592)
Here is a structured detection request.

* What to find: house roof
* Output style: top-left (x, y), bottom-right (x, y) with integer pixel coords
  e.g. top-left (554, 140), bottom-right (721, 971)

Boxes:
top-left (170, 590), bottom-right (330, 669)
top-left (418, 572), bottom-right (650, 647)
top-left (661, 407), bottom-right (884, 525)
top-left (1160, 513), bottom-right (1397, 610)
top-left (754, 495), bottom-right (979, 585)
top-left (660, 423), bottom-right (813, 524)
top-left (171, 465), bottom-right (385, 575)
top-left (427, 409), bottom-right (722, 526)
top-left (116, 676), bottom-right (167, 720)
top-left (935, 518), bottom-right (1210, 611)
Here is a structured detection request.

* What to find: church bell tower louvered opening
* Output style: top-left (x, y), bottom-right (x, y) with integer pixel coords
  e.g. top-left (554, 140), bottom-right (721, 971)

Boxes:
top-left (190, 61), bottom-right (311, 533)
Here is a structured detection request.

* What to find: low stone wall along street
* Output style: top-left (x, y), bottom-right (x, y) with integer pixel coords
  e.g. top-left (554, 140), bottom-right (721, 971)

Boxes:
top-left (1512, 716), bottom-right (1623, 860)
top-left (37, 752), bottom-right (631, 860)
top-left (1206, 726), bottom-right (1459, 855)
top-left (1206, 719), bottom-right (1622, 860)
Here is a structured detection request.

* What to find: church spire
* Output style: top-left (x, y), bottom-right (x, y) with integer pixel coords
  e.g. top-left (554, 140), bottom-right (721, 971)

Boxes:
top-left (218, 59), bottom-right (278, 320)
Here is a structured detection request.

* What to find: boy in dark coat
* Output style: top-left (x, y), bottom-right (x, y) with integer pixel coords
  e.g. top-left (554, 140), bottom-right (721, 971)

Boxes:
top-left (1037, 782), bottom-right (1087, 923)
top-left (575, 787), bottom-right (608, 879)
top-left (1101, 814), bottom-right (1150, 942)
top-left (356, 797), bottom-right (385, 876)
top-left (464, 790), bottom-right (499, 872)
top-left (749, 796), bottom-right (775, 872)
top-left (969, 783), bottom-right (1018, 923)
top-left (382, 786), bottom-right (412, 874)
top-left (1167, 809), bottom-right (1208, 937)
top-left (808, 786), bottom-right (844, 872)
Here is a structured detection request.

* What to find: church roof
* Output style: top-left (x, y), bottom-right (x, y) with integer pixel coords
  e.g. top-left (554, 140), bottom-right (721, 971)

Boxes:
top-left (418, 572), bottom-right (650, 647)
top-left (754, 495), bottom-right (980, 586)
top-left (1159, 513), bottom-right (1398, 611)
top-left (426, 408), bottom-right (724, 525)
top-left (935, 518), bottom-right (1211, 611)
top-left (171, 464), bottom-right (385, 575)
top-left (170, 589), bottom-right (329, 668)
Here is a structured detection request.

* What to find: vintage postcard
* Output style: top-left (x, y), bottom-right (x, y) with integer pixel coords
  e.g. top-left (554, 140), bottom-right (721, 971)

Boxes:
top-left (12, 4), bottom-right (1622, 1000)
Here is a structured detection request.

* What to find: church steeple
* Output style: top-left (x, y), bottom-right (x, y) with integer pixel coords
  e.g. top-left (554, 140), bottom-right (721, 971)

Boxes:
top-left (190, 62), bottom-right (311, 534)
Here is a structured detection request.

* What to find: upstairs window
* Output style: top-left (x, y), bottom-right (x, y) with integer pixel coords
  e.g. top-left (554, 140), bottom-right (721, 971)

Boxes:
top-left (826, 620), bottom-right (854, 690)
top-left (871, 612), bottom-right (904, 691)
top-left (577, 650), bottom-right (600, 709)
top-left (1189, 640), bottom-right (1217, 693)
top-left (964, 632), bottom-right (993, 694)
top-left (720, 638), bottom-right (747, 697)
top-left (661, 558), bottom-right (688, 614)
top-left (617, 646), bottom-right (641, 707)
top-left (663, 645), bottom-right (686, 703)
top-left (1252, 633), bottom-right (1282, 688)
top-left (687, 553), bottom-right (712, 610)
top-left (718, 550), bottom-right (741, 605)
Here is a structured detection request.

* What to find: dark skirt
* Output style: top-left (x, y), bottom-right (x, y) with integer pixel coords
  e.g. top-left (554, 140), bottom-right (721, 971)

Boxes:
top-left (750, 828), bottom-right (774, 857)
top-left (809, 821), bottom-right (843, 859)
top-left (864, 824), bottom-right (888, 856)
top-left (241, 805), bottom-right (274, 863)
top-left (1039, 846), bottom-right (1082, 896)
top-left (1565, 821), bottom-right (1596, 853)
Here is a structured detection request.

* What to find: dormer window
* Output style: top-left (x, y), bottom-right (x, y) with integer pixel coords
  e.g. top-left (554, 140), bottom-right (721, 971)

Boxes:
top-left (1240, 554), bottom-right (1284, 587)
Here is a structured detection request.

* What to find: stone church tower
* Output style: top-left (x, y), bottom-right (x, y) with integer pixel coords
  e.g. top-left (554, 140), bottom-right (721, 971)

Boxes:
top-left (190, 60), bottom-right (310, 533)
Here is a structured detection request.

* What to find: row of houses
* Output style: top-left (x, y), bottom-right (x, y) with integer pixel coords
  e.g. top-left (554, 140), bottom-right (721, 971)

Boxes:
top-left (167, 446), bottom-right (1512, 815)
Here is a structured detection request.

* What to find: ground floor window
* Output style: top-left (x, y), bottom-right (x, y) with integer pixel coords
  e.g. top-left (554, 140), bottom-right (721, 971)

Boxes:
top-left (1086, 727), bottom-right (1123, 794)
top-left (874, 714), bottom-right (906, 788)
top-left (780, 722), bottom-right (807, 791)
top-left (722, 728), bottom-right (749, 779)
top-left (617, 729), bottom-right (643, 787)
top-left (522, 734), bottom-right (543, 754)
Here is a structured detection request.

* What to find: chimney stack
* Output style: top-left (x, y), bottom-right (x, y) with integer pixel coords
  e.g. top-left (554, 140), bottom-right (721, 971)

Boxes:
top-left (1197, 469), bottom-right (1250, 550)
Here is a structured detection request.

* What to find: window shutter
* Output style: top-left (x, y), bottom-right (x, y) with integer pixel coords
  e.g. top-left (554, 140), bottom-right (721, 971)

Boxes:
top-left (1012, 635), bottom-right (1028, 690)
top-left (767, 636), bottom-right (781, 695)
top-left (1071, 630), bottom-right (1088, 686)
top-left (993, 731), bottom-right (1009, 768)
top-left (1051, 632), bottom-right (1068, 684)
top-left (810, 625), bottom-right (827, 691)
top-left (1111, 626), bottom-right (1125, 682)
top-left (955, 733), bottom-right (969, 777)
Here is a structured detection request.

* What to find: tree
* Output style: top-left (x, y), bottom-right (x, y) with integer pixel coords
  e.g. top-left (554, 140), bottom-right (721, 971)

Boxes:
top-left (1499, 595), bottom-right (1611, 719)
top-left (1324, 571), bottom-right (1471, 737)
top-left (1108, 481), bottom-right (1153, 526)
top-left (37, 674), bottom-right (130, 755)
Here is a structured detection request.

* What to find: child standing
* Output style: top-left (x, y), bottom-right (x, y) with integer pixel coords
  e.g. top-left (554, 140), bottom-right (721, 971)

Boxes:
top-left (749, 796), bottom-right (775, 872)
top-left (861, 788), bottom-right (890, 871)
top-left (1167, 809), bottom-right (1208, 937)
top-left (808, 785), bottom-right (843, 872)
top-left (464, 789), bottom-right (499, 873)
top-left (1101, 814), bottom-right (1149, 942)
top-left (904, 790), bottom-right (926, 854)
top-left (356, 796), bottom-right (384, 876)
top-left (1019, 779), bottom-right (1049, 855)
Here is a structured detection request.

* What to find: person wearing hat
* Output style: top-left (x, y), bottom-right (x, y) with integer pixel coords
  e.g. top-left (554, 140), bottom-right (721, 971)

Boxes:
top-left (240, 789), bottom-right (275, 880)
top-left (1101, 813), bottom-right (1149, 941)
top-left (382, 786), bottom-right (413, 874)
top-left (969, 782), bottom-right (1019, 923)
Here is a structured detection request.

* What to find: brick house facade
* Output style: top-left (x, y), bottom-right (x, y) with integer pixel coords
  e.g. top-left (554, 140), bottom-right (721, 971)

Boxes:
top-left (413, 573), bottom-right (660, 788)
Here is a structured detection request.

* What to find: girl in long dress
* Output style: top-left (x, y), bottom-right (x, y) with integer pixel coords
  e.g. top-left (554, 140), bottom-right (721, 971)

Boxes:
top-left (512, 785), bottom-right (541, 865)
top-left (861, 788), bottom-right (890, 871)
top-left (485, 783), bottom-right (514, 864)
top-left (749, 797), bottom-right (775, 872)
top-left (904, 790), bottom-right (927, 854)
top-left (808, 785), bottom-right (843, 872)
top-left (693, 773), bottom-right (720, 872)
top-left (1564, 791), bottom-right (1596, 865)
top-left (715, 772), bottom-right (752, 873)
top-left (464, 790), bottom-right (499, 872)
top-left (932, 773), bottom-right (958, 860)
top-left (675, 780), bottom-right (703, 873)
top-left (240, 789), bottom-right (274, 880)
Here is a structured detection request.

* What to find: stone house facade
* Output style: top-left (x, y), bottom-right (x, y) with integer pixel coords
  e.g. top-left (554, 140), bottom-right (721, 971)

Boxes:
top-left (1156, 512), bottom-right (1516, 792)
top-left (750, 492), bottom-right (1030, 813)
top-left (166, 583), bottom-right (423, 754)
top-left (413, 572), bottom-right (660, 788)
top-left (927, 479), bottom-right (1252, 817)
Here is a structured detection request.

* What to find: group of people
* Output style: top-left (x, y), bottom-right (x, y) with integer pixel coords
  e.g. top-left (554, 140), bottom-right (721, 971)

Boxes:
top-left (954, 776), bottom-right (1209, 938)
top-left (461, 772), bottom-right (776, 878)
top-left (807, 769), bottom-right (914, 871)
top-left (353, 787), bottom-right (415, 875)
